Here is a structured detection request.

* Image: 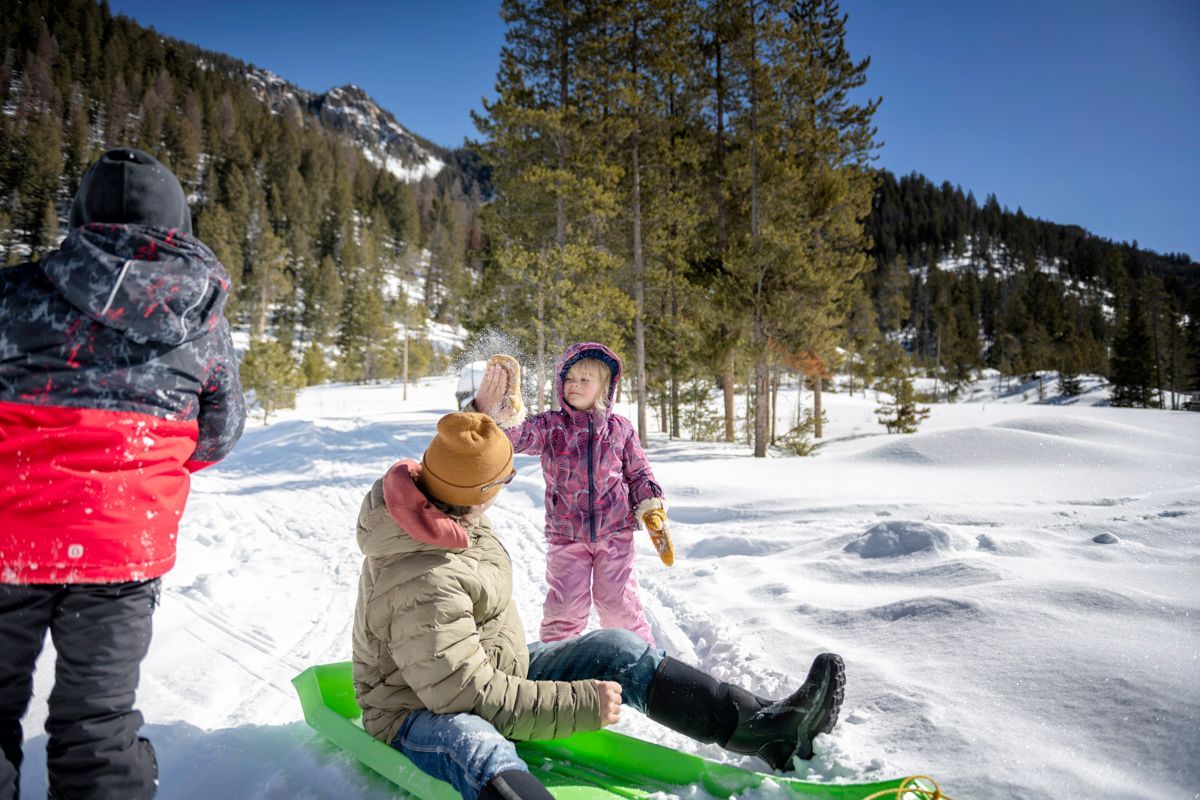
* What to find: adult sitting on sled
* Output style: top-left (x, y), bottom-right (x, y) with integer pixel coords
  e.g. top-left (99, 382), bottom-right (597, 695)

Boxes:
top-left (352, 412), bottom-right (844, 800)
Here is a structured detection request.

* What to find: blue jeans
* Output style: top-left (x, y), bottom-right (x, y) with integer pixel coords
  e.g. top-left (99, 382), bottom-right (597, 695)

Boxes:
top-left (390, 628), bottom-right (665, 800)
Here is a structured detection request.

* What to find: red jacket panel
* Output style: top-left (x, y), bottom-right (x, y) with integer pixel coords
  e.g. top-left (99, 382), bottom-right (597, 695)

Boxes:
top-left (0, 401), bottom-right (198, 583)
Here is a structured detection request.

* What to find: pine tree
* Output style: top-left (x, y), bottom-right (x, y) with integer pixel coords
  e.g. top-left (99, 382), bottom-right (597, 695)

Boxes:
top-left (722, 0), bottom-right (879, 456)
top-left (874, 340), bottom-right (930, 433)
top-left (36, 199), bottom-right (60, 258)
top-left (304, 254), bottom-right (343, 345)
top-left (338, 240), bottom-right (394, 383)
top-left (163, 89), bottom-right (203, 185)
top-left (1183, 294), bottom-right (1200, 399)
top-left (590, 0), bottom-right (706, 442)
top-left (877, 255), bottom-right (911, 334)
top-left (1109, 290), bottom-right (1155, 407)
top-left (951, 272), bottom-right (982, 382)
top-left (0, 210), bottom-right (14, 266)
top-left (245, 225), bottom-right (291, 338)
top-left (1056, 301), bottom-right (1085, 397)
top-left (300, 341), bottom-right (329, 387)
top-left (1142, 274), bottom-right (1171, 409)
top-left (240, 338), bottom-right (302, 424)
top-left (474, 0), bottom-right (628, 411)
top-left (425, 195), bottom-right (468, 321)
top-left (104, 76), bottom-right (132, 147)
top-left (194, 204), bottom-right (245, 320)
top-left (62, 82), bottom-right (92, 197)
top-left (17, 109), bottom-right (63, 252)
top-left (699, 0), bottom-right (747, 443)
top-left (844, 284), bottom-right (880, 396)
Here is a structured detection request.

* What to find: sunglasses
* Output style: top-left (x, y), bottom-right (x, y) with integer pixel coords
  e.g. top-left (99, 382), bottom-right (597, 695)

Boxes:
top-left (480, 470), bottom-right (517, 493)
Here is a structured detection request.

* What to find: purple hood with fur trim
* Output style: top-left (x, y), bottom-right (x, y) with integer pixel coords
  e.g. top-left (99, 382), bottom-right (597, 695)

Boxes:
top-left (505, 343), bottom-right (662, 542)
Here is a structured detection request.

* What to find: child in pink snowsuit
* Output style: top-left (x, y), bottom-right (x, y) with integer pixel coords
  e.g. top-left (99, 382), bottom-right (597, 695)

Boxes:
top-left (475, 342), bottom-right (665, 646)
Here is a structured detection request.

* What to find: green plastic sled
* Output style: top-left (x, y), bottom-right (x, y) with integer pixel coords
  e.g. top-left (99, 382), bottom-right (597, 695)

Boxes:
top-left (292, 661), bottom-right (919, 799)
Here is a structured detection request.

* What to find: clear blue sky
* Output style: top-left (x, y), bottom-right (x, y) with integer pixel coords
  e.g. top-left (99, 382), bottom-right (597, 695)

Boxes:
top-left (108, 0), bottom-right (1199, 260)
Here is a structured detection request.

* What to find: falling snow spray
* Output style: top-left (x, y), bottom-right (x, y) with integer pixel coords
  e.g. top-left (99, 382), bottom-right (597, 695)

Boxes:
top-left (448, 330), bottom-right (555, 412)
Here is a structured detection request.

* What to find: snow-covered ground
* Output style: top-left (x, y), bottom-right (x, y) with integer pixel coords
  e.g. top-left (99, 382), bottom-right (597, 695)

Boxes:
top-left (16, 375), bottom-right (1200, 799)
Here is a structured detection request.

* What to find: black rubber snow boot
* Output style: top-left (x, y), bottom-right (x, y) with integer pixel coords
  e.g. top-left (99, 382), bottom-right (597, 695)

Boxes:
top-left (645, 653), bottom-right (845, 772)
top-left (477, 769), bottom-right (555, 800)
top-left (724, 653), bottom-right (846, 768)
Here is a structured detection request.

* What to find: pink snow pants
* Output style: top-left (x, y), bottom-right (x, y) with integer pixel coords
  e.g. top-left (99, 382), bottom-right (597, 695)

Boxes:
top-left (540, 531), bottom-right (655, 646)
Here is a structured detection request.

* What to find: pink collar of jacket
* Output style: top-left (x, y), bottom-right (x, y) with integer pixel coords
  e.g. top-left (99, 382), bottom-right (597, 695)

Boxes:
top-left (381, 459), bottom-right (469, 549)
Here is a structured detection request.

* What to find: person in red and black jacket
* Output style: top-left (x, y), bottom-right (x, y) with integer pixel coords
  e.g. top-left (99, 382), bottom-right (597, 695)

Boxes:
top-left (0, 147), bottom-right (245, 800)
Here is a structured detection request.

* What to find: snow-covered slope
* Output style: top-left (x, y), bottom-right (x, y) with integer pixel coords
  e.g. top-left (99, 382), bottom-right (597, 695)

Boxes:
top-left (17, 378), bottom-right (1200, 799)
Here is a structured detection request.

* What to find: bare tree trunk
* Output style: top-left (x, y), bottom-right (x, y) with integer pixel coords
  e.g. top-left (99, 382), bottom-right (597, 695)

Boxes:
top-left (556, 10), bottom-right (568, 254)
top-left (1151, 298), bottom-right (1164, 409)
top-left (934, 331), bottom-right (941, 402)
top-left (795, 370), bottom-right (804, 428)
top-left (536, 291), bottom-right (546, 412)
top-left (749, 11), bottom-right (767, 457)
top-left (632, 130), bottom-right (648, 443)
top-left (669, 275), bottom-right (680, 439)
top-left (814, 374), bottom-right (823, 439)
top-left (745, 365), bottom-right (753, 447)
top-left (753, 321), bottom-right (770, 457)
top-left (847, 341), bottom-right (856, 396)
top-left (723, 349), bottom-right (735, 442)
top-left (1169, 310), bottom-right (1179, 410)
top-left (548, 7), bottom-right (567, 416)
top-left (550, 331), bottom-right (564, 412)
top-left (770, 365), bottom-right (778, 444)
top-left (715, 33), bottom-right (735, 445)
top-left (715, 36), bottom-right (727, 256)
top-left (670, 367), bottom-right (680, 439)
top-left (402, 325), bottom-right (409, 401)
top-left (658, 354), bottom-right (668, 434)
top-left (256, 279), bottom-right (268, 339)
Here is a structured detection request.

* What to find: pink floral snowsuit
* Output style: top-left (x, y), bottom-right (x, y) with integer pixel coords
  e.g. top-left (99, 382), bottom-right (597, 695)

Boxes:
top-left (505, 342), bottom-right (664, 645)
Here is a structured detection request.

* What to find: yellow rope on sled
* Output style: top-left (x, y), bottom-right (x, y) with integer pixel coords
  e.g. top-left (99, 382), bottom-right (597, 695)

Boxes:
top-left (859, 775), bottom-right (955, 800)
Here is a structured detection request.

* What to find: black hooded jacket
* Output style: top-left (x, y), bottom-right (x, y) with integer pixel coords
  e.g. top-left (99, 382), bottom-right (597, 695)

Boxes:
top-left (0, 223), bottom-right (245, 583)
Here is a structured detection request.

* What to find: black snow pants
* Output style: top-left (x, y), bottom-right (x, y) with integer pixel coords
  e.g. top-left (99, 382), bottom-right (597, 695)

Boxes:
top-left (0, 580), bottom-right (159, 800)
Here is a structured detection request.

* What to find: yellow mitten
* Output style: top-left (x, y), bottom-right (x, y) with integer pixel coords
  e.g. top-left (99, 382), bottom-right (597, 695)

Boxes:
top-left (642, 509), bottom-right (674, 567)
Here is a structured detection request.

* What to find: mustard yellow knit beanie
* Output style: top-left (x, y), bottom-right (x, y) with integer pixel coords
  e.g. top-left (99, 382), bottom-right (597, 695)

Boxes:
top-left (421, 412), bottom-right (514, 506)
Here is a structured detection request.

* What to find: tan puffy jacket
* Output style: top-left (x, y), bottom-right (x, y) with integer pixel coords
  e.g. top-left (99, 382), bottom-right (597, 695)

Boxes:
top-left (352, 460), bottom-right (601, 744)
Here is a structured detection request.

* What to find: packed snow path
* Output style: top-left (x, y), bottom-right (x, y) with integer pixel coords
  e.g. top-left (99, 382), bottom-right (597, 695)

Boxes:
top-left (18, 378), bottom-right (1200, 799)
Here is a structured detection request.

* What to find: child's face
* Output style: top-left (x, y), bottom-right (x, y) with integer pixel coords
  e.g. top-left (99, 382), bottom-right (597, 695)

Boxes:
top-left (564, 364), bottom-right (602, 410)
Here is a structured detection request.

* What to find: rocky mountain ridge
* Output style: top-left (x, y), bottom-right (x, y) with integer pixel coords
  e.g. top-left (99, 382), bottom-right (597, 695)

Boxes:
top-left (243, 68), bottom-right (446, 183)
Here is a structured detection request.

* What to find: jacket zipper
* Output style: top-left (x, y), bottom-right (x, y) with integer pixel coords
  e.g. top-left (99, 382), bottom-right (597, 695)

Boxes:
top-left (587, 416), bottom-right (596, 542)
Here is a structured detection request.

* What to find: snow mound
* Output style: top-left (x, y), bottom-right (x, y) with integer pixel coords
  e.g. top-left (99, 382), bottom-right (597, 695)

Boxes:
top-left (974, 533), bottom-right (1045, 557)
top-left (864, 596), bottom-right (984, 623)
top-left (990, 416), bottom-right (1194, 456)
top-left (844, 521), bottom-right (956, 558)
top-left (812, 558), bottom-right (1003, 588)
top-left (799, 595), bottom-right (989, 630)
top-left (687, 535), bottom-right (794, 559)
top-left (851, 425), bottom-right (1150, 471)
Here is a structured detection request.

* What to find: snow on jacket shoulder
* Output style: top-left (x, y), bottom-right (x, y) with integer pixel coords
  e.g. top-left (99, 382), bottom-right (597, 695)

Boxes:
top-left (492, 342), bottom-right (664, 542)
top-left (351, 460), bottom-right (601, 744)
top-left (0, 224), bottom-right (245, 584)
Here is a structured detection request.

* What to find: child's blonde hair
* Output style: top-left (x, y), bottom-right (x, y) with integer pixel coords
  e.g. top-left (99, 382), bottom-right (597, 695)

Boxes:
top-left (567, 358), bottom-right (612, 411)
